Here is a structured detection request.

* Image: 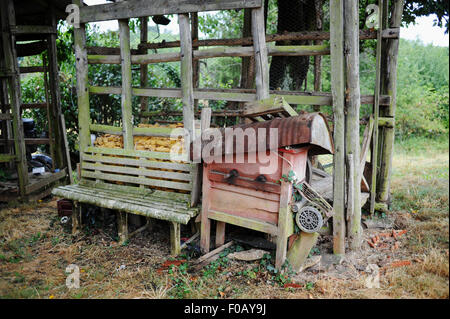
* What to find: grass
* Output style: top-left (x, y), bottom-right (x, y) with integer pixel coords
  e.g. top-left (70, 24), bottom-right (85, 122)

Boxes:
top-left (0, 136), bottom-right (448, 299)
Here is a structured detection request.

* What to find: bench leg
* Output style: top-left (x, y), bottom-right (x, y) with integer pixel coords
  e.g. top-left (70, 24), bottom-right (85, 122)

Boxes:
top-left (117, 211), bottom-right (128, 244)
top-left (215, 221), bottom-right (226, 248)
top-left (72, 201), bottom-right (81, 235)
top-left (170, 221), bottom-right (180, 256)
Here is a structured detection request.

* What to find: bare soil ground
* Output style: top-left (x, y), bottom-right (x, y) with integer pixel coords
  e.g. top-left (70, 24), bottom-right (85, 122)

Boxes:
top-left (0, 137), bottom-right (448, 299)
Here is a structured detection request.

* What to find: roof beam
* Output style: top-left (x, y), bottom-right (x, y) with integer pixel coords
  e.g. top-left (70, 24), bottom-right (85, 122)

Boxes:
top-left (79, 0), bottom-right (262, 23)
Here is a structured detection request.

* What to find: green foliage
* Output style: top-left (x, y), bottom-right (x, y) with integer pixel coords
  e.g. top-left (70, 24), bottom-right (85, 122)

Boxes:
top-left (395, 39), bottom-right (449, 137)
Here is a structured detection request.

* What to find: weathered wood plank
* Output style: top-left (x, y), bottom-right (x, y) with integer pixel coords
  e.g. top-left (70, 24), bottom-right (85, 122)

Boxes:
top-left (268, 44), bottom-right (330, 56)
top-left (119, 19), bottom-right (134, 150)
top-left (11, 25), bottom-right (55, 34)
top-left (1, 0), bottom-right (28, 195)
top-left (56, 185), bottom-right (197, 216)
top-left (84, 146), bottom-right (183, 161)
top-left (81, 170), bottom-right (192, 191)
top-left (52, 185), bottom-right (193, 224)
top-left (82, 162), bottom-right (192, 181)
top-left (90, 85), bottom-right (390, 106)
top-left (25, 169), bottom-right (67, 195)
top-left (208, 209), bottom-right (278, 235)
top-left (79, 0), bottom-right (263, 23)
top-left (377, 0), bottom-right (405, 204)
top-left (344, 0), bottom-right (362, 249)
top-left (73, 0), bottom-right (91, 153)
top-left (251, 6), bottom-right (270, 100)
top-left (137, 28), bottom-right (399, 50)
top-left (179, 13), bottom-right (195, 158)
top-left (370, 0), bottom-right (384, 214)
top-left (276, 152), bottom-right (294, 269)
top-left (82, 153), bottom-right (193, 172)
top-left (330, 0), bottom-right (346, 255)
top-left (0, 154), bottom-right (15, 162)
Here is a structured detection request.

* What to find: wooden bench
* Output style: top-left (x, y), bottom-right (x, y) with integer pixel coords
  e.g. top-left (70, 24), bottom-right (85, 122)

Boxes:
top-left (53, 108), bottom-right (211, 255)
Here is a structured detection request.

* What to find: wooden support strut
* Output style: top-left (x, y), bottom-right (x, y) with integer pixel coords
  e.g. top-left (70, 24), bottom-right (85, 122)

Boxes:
top-left (330, 0), bottom-right (346, 256)
top-left (370, 0), bottom-right (384, 215)
top-left (344, 0), bottom-right (362, 249)
top-left (1, 0), bottom-right (28, 196)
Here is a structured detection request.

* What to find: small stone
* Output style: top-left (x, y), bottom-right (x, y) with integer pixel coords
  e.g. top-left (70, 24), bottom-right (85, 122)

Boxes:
top-left (228, 249), bottom-right (269, 261)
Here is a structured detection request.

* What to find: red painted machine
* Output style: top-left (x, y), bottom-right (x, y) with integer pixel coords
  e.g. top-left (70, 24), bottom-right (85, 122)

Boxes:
top-left (199, 113), bottom-right (334, 269)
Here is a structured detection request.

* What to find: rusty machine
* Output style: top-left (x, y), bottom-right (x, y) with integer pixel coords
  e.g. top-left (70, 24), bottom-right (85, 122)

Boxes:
top-left (199, 113), bottom-right (334, 270)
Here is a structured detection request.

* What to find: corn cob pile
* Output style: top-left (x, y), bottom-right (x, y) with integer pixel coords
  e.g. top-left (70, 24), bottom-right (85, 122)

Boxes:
top-left (93, 122), bottom-right (188, 193)
top-left (94, 122), bottom-right (185, 154)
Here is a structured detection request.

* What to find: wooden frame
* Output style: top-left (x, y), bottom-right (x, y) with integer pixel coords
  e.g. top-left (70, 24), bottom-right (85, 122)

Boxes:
top-left (0, 0), bottom-right (70, 202)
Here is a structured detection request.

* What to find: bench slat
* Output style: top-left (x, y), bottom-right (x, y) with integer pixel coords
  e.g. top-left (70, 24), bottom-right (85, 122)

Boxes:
top-left (56, 185), bottom-right (197, 217)
top-left (74, 183), bottom-right (193, 210)
top-left (81, 170), bottom-right (193, 191)
top-left (82, 153), bottom-right (194, 172)
top-left (85, 146), bottom-right (188, 161)
top-left (52, 185), bottom-right (192, 224)
top-left (79, 179), bottom-right (191, 202)
top-left (82, 162), bottom-right (193, 182)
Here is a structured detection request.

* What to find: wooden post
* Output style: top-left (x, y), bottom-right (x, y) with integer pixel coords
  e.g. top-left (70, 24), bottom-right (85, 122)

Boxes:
top-left (377, 0), bottom-right (405, 204)
top-left (139, 17), bottom-right (149, 117)
top-left (330, 0), bottom-right (346, 255)
top-left (191, 107), bottom-right (211, 207)
top-left (200, 164), bottom-right (212, 253)
top-left (276, 152), bottom-right (294, 270)
top-left (251, 6), bottom-right (270, 100)
top-left (344, 0), bottom-right (362, 249)
top-left (73, 0), bottom-right (91, 154)
top-left (42, 55), bottom-right (55, 170)
top-left (0, 0), bottom-right (28, 196)
top-left (60, 114), bottom-right (74, 184)
top-left (313, 0), bottom-right (323, 112)
top-left (370, 0), bottom-right (384, 214)
top-left (191, 12), bottom-right (200, 114)
top-left (119, 19), bottom-right (134, 150)
top-left (179, 13), bottom-right (195, 154)
top-left (47, 9), bottom-right (66, 170)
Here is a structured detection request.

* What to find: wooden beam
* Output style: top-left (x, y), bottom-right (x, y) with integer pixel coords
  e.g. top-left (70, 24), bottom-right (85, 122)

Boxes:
top-left (89, 85), bottom-right (390, 106)
top-left (0, 154), bottom-right (15, 162)
top-left (330, 0), bottom-right (346, 255)
top-left (137, 28), bottom-right (400, 50)
top-left (19, 66), bottom-right (45, 73)
top-left (79, 0), bottom-right (263, 23)
top-left (11, 25), bottom-right (55, 34)
top-left (25, 168), bottom-right (67, 195)
top-left (0, 138), bottom-right (51, 145)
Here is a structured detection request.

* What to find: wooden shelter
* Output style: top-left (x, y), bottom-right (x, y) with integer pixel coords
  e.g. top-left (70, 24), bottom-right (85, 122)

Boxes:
top-left (0, 0), bottom-right (72, 201)
top-left (51, 0), bottom-right (403, 263)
